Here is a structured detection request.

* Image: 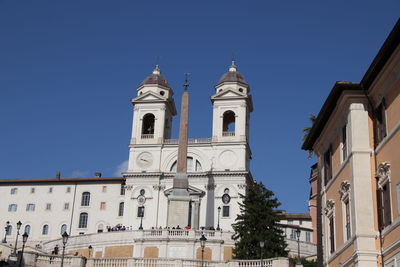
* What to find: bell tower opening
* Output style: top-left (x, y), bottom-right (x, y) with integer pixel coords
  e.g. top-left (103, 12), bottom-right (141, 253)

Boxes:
top-left (222, 110), bottom-right (235, 136)
top-left (142, 113), bottom-right (155, 138)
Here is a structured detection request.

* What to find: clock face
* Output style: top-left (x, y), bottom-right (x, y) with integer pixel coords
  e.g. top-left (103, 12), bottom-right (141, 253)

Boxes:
top-left (136, 152), bottom-right (153, 168)
top-left (222, 194), bottom-right (231, 204)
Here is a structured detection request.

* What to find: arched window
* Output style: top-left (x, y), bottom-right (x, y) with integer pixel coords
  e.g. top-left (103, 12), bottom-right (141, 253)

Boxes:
top-left (170, 157), bottom-right (202, 172)
top-left (42, 224), bottom-right (49, 235)
top-left (24, 225), bottom-right (31, 235)
top-left (118, 202), bottom-right (124, 217)
top-left (141, 113), bottom-right (155, 138)
top-left (60, 224), bottom-right (67, 235)
top-left (222, 110), bottom-right (236, 136)
top-left (81, 192), bottom-right (90, 206)
top-left (79, 213), bottom-right (88, 228)
top-left (97, 224), bottom-right (104, 233)
top-left (6, 225), bottom-right (12, 236)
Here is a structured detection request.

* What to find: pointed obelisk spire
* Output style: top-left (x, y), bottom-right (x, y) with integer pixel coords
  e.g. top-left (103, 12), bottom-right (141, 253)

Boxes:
top-left (175, 73), bottom-right (190, 179)
top-left (167, 74), bottom-right (192, 228)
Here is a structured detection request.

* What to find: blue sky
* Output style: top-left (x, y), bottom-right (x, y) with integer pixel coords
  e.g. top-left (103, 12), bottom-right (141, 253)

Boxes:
top-left (0, 1), bottom-right (399, 213)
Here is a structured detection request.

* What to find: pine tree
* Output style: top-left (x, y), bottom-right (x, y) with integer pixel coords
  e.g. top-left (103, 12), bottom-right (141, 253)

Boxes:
top-left (232, 182), bottom-right (287, 259)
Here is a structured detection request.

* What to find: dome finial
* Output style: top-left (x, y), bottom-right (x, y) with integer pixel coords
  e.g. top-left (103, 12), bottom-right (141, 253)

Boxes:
top-left (153, 64), bottom-right (161, 75)
top-left (229, 60), bottom-right (237, 72)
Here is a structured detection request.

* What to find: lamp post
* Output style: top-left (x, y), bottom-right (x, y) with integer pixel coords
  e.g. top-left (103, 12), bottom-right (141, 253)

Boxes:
top-left (11, 221), bottom-right (22, 257)
top-left (61, 231), bottom-right (69, 267)
top-left (2, 221), bottom-right (10, 243)
top-left (295, 228), bottom-right (301, 265)
top-left (200, 234), bottom-right (207, 267)
top-left (216, 207), bottom-right (221, 231)
top-left (88, 245), bottom-right (93, 258)
top-left (18, 232), bottom-right (28, 267)
top-left (259, 241), bottom-right (265, 267)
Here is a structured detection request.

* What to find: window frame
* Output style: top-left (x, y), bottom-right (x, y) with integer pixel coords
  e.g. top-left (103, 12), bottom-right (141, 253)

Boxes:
top-left (81, 192), bottom-right (91, 206)
top-left (78, 212), bottom-right (89, 228)
top-left (42, 224), bottom-right (49, 235)
top-left (222, 205), bottom-right (230, 218)
top-left (118, 202), bottom-right (124, 217)
top-left (324, 146), bottom-right (333, 186)
top-left (8, 204), bottom-right (17, 212)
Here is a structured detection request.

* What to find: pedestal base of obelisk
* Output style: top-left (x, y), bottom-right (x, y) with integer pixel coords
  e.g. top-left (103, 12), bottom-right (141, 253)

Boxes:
top-left (167, 192), bottom-right (190, 228)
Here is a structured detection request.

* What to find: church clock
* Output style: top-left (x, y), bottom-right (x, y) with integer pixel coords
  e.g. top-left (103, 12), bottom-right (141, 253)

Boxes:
top-left (136, 152), bottom-right (153, 168)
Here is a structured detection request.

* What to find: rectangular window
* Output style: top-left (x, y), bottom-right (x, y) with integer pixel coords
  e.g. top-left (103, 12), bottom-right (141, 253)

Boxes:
top-left (342, 125), bottom-right (347, 161)
top-left (287, 220), bottom-right (293, 224)
top-left (299, 220), bottom-right (303, 225)
top-left (8, 204), bottom-right (17, 212)
top-left (290, 228), bottom-right (296, 239)
top-left (222, 206), bottom-right (230, 217)
top-left (329, 216), bottom-right (335, 253)
top-left (31, 188), bottom-right (35, 194)
top-left (375, 100), bottom-right (387, 145)
top-left (48, 187), bottom-right (53, 193)
top-left (120, 184), bottom-right (126, 195)
top-left (344, 199), bottom-right (351, 240)
top-left (324, 146), bottom-right (332, 186)
top-left (26, 203), bottom-right (35, 211)
top-left (45, 203), bottom-right (51, 210)
top-left (137, 206), bottom-right (145, 217)
top-left (10, 188), bottom-right (17, 194)
top-left (118, 202), bottom-right (124, 216)
top-left (382, 184), bottom-right (392, 227)
top-left (306, 231), bottom-right (311, 243)
top-left (64, 203), bottom-right (70, 210)
top-left (100, 202), bottom-right (106, 210)
top-left (66, 187), bottom-right (71, 193)
top-left (397, 183), bottom-right (400, 218)
top-left (102, 186), bottom-right (107, 193)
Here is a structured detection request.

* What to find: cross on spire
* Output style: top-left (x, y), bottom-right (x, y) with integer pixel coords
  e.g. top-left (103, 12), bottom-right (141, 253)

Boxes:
top-left (183, 73), bottom-right (190, 91)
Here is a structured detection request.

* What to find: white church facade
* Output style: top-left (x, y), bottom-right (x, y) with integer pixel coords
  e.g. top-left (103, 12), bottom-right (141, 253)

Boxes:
top-left (0, 63), bottom-right (255, 260)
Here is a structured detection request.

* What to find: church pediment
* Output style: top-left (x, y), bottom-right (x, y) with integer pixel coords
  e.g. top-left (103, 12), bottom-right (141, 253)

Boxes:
top-left (211, 88), bottom-right (245, 99)
top-left (132, 91), bottom-right (167, 102)
top-left (164, 185), bottom-right (205, 197)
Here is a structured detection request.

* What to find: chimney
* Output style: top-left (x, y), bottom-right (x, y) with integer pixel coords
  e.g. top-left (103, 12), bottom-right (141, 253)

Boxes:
top-left (95, 172), bottom-right (102, 178)
top-left (56, 171), bottom-right (61, 179)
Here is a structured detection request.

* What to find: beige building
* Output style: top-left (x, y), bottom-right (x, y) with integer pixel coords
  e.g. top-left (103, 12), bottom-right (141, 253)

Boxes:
top-left (303, 20), bottom-right (400, 267)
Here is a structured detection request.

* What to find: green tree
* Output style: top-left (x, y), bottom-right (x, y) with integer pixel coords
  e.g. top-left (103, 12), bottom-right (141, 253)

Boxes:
top-left (302, 113), bottom-right (316, 160)
top-left (232, 182), bottom-right (287, 259)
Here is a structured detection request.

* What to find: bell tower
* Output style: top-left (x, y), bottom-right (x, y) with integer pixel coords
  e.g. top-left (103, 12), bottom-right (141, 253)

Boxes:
top-left (130, 65), bottom-right (177, 145)
top-left (127, 66), bottom-right (177, 172)
top-left (211, 62), bottom-right (253, 143)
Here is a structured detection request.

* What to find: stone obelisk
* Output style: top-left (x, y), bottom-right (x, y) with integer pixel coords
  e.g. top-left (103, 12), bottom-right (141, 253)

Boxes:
top-left (167, 75), bottom-right (191, 228)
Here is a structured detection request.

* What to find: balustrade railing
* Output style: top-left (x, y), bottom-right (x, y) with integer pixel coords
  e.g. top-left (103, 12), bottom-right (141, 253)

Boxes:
top-left (88, 257), bottom-right (278, 267)
top-left (163, 138), bottom-right (211, 144)
top-left (141, 134), bottom-right (154, 139)
top-left (222, 131), bottom-right (235, 137)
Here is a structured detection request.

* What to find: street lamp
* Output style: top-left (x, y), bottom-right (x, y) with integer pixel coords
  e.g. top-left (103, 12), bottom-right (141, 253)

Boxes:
top-left (18, 232), bottom-right (29, 267)
top-left (200, 234), bottom-right (207, 267)
top-left (61, 231), bottom-right (69, 267)
top-left (259, 241), bottom-right (265, 267)
top-left (295, 228), bottom-right (301, 265)
top-left (11, 221), bottom-right (22, 257)
top-left (2, 221), bottom-right (10, 243)
top-left (216, 207), bottom-right (221, 231)
top-left (88, 245), bottom-right (93, 258)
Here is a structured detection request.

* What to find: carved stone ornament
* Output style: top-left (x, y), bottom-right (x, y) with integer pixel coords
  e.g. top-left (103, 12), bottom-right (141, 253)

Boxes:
top-left (124, 185), bottom-right (133, 191)
top-left (204, 184), bottom-right (217, 190)
top-left (324, 199), bottom-right (335, 215)
top-left (153, 184), bottom-right (166, 191)
top-left (237, 184), bottom-right (247, 189)
top-left (376, 162), bottom-right (391, 190)
top-left (339, 181), bottom-right (350, 200)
